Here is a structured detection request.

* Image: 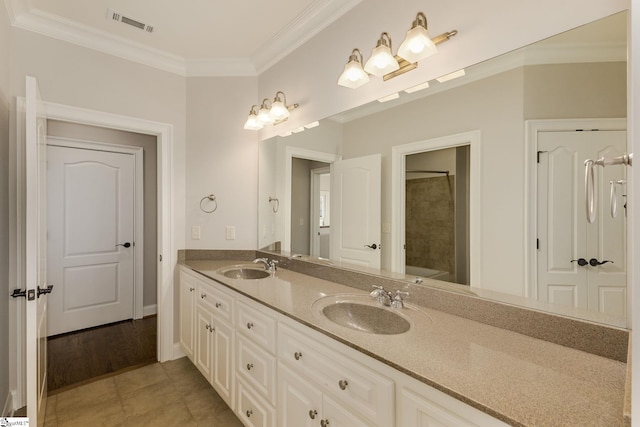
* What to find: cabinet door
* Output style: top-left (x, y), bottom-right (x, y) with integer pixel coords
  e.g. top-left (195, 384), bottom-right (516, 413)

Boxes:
top-left (179, 271), bottom-right (196, 360)
top-left (195, 304), bottom-right (214, 382)
top-left (323, 394), bottom-right (375, 427)
top-left (212, 318), bottom-right (234, 409)
top-left (278, 363), bottom-right (322, 427)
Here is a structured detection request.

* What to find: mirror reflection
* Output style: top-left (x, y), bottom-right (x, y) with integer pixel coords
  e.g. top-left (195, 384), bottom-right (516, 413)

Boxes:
top-left (258, 12), bottom-right (628, 326)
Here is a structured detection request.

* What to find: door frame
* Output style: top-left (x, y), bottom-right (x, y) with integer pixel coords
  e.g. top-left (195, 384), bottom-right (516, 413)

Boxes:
top-left (47, 136), bottom-right (145, 321)
top-left (283, 147), bottom-right (341, 253)
top-left (310, 166), bottom-right (330, 257)
top-left (390, 130), bottom-right (481, 283)
top-left (525, 118), bottom-right (626, 302)
top-left (11, 100), bottom-right (175, 411)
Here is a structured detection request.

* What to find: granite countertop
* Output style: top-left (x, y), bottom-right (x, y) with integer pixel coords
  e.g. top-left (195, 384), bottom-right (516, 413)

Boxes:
top-left (181, 259), bottom-right (627, 427)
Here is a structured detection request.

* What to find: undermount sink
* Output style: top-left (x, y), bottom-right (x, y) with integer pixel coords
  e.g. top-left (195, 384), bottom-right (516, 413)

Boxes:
top-left (218, 266), bottom-right (271, 280)
top-left (312, 294), bottom-right (423, 335)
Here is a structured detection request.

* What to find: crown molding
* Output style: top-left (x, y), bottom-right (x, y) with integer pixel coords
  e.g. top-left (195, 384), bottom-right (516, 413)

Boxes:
top-left (4, 0), bottom-right (361, 77)
top-left (251, 0), bottom-right (363, 74)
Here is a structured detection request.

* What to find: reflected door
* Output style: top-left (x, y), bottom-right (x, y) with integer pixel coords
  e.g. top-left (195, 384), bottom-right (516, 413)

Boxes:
top-left (330, 154), bottom-right (381, 268)
top-left (537, 130), bottom-right (627, 317)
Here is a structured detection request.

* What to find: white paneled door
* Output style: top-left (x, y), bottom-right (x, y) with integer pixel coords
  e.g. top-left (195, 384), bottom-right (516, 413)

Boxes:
top-left (537, 130), bottom-right (627, 317)
top-left (24, 75), bottom-right (50, 426)
top-left (47, 145), bottom-right (135, 336)
top-left (330, 154), bottom-right (381, 268)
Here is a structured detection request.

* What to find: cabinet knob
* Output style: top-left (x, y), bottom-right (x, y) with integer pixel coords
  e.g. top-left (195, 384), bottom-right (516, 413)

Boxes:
top-left (338, 379), bottom-right (349, 390)
top-left (320, 420), bottom-right (330, 427)
top-left (246, 363), bottom-right (254, 371)
top-left (200, 293), bottom-right (206, 299)
top-left (189, 287), bottom-right (195, 292)
top-left (247, 322), bottom-right (254, 329)
top-left (294, 351), bottom-right (303, 361)
top-left (309, 410), bottom-right (318, 420)
top-left (215, 302), bottom-right (222, 308)
top-left (246, 410), bottom-right (253, 418)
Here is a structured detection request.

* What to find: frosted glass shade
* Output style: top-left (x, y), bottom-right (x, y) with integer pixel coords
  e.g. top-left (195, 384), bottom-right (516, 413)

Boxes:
top-left (337, 60), bottom-right (369, 89)
top-left (397, 25), bottom-right (438, 63)
top-left (364, 44), bottom-right (399, 76)
top-left (269, 101), bottom-right (290, 121)
top-left (243, 114), bottom-right (263, 130)
top-left (257, 106), bottom-right (274, 125)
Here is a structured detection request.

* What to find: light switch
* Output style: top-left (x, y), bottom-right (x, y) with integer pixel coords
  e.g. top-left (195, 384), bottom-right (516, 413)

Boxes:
top-left (191, 225), bottom-right (201, 240)
top-left (226, 226), bottom-right (236, 240)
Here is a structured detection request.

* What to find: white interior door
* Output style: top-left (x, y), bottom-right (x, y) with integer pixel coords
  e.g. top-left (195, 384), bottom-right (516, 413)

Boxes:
top-left (537, 130), bottom-right (627, 316)
top-left (47, 145), bottom-right (136, 335)
top-left (330, 154), bottom-right (381, 268)
top-left (25, 75), bottom-right (49, 426)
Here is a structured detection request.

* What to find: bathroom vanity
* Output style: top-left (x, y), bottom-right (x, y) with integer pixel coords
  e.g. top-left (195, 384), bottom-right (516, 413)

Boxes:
top-left (177, 252), bottom-right (627, 426)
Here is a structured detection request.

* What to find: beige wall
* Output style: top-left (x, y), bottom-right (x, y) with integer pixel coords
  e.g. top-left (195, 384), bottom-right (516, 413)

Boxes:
top-left (0, 0), bottom-right (11, 411)
top-left (46, 120), bottom-right (159, 309)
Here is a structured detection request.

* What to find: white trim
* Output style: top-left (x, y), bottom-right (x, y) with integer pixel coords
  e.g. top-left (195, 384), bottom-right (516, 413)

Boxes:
top-left (173, 342), bottom-right (186, 360)
top-left (283, 146), bottom-right (341, 253)
top-left (44, 101), bottom-right (175, 364)
top-left (391, 131), bottom-right (482, 286)
top-left (46, 136), bottom-right (146, 321)
top-left (524, 118), bottom-right (627, 301)
top-left (310, 166), bottom-right (330, 257)
top-left (2, 390), bottom-right (14, 416)
top-left (143, 304), bottom-right (158, 317)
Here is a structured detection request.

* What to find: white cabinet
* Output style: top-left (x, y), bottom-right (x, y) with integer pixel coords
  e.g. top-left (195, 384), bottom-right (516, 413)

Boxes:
top-left (178, 270), bottom-right (196, 361)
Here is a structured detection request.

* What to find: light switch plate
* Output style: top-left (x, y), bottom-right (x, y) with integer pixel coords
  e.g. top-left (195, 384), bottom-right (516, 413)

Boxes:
top-left (191, 225), bottom-right (201, 240)
top-left (226, 225), bottom-right (236, 240)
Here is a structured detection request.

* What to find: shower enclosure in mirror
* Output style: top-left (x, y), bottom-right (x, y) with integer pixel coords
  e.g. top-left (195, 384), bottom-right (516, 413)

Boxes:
top-left (257, 12), bottom-right (628, 327)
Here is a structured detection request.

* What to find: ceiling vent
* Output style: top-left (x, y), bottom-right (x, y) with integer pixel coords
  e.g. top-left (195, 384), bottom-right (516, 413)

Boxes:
top-left (107, 8), bottom-right (154, 33)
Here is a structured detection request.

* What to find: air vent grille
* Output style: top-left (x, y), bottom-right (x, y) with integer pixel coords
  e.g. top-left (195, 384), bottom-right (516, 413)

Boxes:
top-left (107, 8), bottom-right (154, 33)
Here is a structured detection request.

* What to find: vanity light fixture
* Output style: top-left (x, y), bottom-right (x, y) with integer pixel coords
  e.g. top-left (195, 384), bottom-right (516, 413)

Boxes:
top-left (364, 32), bottom-right (400, 76)
top-left (338, 49), bottom-right (370, 88)
top-left (397, 12), bottom-right (438, 63)
top-left (243, 105), bottom-right (263, 130)
top-left (244, 92), bottom-right (299, 130)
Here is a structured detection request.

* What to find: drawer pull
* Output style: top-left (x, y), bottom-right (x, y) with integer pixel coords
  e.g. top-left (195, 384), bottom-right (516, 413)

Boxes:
top-left (246, 409), bottom-right (253, 418)
top-left (320, 420), bottom-right (330, 427)
top-left (309, 410), bottom-right (318, 420)
top-left (200, 293), bottom-right (206, 299)
top-left (247, 322), bottom-right (254, 329)
top-left (294, 352), bottom-right (303, 361)
top-left (338, 379), bottom-right (349, 390)
top-left (246, 363), bottom-right (254, 371)
top-left (215, 302), bottom-right (222, 308)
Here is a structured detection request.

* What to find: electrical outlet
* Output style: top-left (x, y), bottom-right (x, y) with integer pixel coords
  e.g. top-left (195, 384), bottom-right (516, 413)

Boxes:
top-left (226, 226), bottom-right (236, 240)
top-left (191, 225), bottom-right (201, 240)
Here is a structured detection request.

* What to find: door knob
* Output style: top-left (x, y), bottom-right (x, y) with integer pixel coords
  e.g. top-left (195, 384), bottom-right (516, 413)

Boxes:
top-left (570, 258), bottom-right (588, 266)
top-left (116, 242), bottom-right (132, 248)
top-left (364, 243), bottom-right (378, 250)
top-left (589, 258), bottom-right (613, 266)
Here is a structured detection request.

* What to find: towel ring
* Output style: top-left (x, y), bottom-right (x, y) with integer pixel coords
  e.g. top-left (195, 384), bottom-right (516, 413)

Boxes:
top-left (269, 197), bottom-right (279, 213)
top-left (200, 194), bottom-right (217, 213)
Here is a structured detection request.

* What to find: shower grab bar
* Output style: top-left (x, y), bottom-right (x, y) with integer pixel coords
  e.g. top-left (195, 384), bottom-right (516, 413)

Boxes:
top-left (584, 153), bottom-right (632, 223)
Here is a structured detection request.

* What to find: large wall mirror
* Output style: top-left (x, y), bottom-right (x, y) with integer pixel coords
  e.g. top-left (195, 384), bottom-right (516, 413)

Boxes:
top-left (258, 11), bottom-right (628, 327)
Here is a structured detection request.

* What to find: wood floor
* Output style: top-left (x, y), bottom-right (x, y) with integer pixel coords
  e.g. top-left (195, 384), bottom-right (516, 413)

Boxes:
top-left (47, 316), bottom-right (157, 392)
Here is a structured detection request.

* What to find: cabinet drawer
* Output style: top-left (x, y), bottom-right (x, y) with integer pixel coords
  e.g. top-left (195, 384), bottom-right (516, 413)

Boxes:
top-left (237, 333), bottom-right (277, 404)
top-left (278, 323), bottom-right (394, 427)
top-left (236, 376), bottom-right (276, 427)
top-left (197, 278), bottom-right (234, 323)
top-left (236, 298), bottom-right (277, 353)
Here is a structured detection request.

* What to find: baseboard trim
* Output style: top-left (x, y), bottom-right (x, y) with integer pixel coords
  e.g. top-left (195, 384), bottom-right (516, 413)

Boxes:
top-left (2, 389), bottom-right (15, 416)
top-left (143, 304), bottom-right (157, 317)
top-left (173, 342), bottom-right (186, 360)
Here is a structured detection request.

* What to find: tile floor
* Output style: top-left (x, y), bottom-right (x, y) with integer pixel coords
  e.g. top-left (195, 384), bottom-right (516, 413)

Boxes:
top-left (44, 357), bottom-right (243, 427)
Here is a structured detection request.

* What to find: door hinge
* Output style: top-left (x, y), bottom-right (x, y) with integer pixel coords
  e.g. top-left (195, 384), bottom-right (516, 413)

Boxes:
top-left (159, 254), bottom-right (163, 262)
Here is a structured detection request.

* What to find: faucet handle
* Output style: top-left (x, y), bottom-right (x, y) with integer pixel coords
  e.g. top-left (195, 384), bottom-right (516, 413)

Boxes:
top-left (370, 285), bottom-right (385, 298)
top-left (390, 290), bottom-right (409, 309)
top-left (269, 260), bottom-right (278, 271)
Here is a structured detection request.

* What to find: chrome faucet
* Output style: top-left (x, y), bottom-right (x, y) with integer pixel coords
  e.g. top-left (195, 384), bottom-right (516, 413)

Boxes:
top-left (253, 257), bottom-right (278, 272)
top-left (370, 286), bottom-right (409, 309)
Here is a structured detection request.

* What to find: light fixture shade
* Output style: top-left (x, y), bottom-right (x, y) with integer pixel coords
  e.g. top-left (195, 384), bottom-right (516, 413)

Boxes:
top-left (257, 100), bottom-right (274, 125)
top-left (364, 33), bottom-right (399, 77)
top-left (243, 114), bottom-right (263, 130)
top-left (270, 100), bottom-right (290, 121)
top-left (338, 49), bottom-right (369, 89)
top-left (397, 13), bottom-right (438, 63)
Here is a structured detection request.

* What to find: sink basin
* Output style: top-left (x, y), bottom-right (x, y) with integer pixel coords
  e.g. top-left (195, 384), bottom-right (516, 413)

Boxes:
top-left (321, 302), bottom-right (410, 335)
top-left (219, 266), bottom-right (271, 280)
top-left (312, 294), bottom-right (425, 335)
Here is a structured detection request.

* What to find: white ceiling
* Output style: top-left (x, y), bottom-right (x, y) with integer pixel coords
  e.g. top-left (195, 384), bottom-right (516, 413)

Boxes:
top-left (4, 0), bottom-right (362, 76)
